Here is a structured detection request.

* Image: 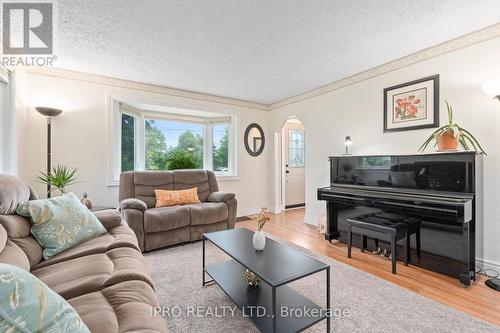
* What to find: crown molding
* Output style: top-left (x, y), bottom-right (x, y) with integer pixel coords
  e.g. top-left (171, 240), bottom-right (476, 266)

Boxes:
top-left (24, 66), bottom-right (269, 111)
top-left (269, 22), bottom-right (500, 110)
top-left (23, 23), bottom-right (500, 112)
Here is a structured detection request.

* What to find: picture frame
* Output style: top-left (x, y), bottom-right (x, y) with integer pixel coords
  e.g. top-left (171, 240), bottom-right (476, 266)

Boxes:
top-left (383, 75), bottom-right (439, 132)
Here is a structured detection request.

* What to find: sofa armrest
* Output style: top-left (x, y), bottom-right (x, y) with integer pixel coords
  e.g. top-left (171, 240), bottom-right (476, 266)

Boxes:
top-left (119, 198), bottom-right (147, 252)
top-left (119, 198), bottom-right (147, 212)
top-left (207, 192), bottom-right (235, 203)
top-left (93, 209), bottom-right (122, 229)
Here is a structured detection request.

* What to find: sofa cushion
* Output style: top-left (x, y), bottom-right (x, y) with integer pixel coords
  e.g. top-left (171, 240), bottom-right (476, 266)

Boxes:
top-left (144, 206), bottom-right (190, 233)
top-left (0, 240), bottom-right (30, 270)
top-left (93, 209), bottom-right (122, 229)
top-left (17, 193), bottom-right (107, 259)
top-left (68, 280), bottom-right (167, 333)
top-left (0, 225), bottom-right (6, 252)
top-left (186, 202), bottom-right (228, 226)
top-left (31, 247), bottom-right (153, 300)
top-left (0, 175), bottom-right (32, 214)
top-left (134, 172), bottom-right (175, 209)
top-left (173, 170), bottom-right (211, 202)
top-left (0, 214), bottom-right (31, 239)
top-left (0, 263), bottom-right (90, 333)
top-left (0, 215), bottom-right (44, 268)
top-left (33, 225), bottom-right (140, 270)
top-left (11, 236), bottom-right (43, 267)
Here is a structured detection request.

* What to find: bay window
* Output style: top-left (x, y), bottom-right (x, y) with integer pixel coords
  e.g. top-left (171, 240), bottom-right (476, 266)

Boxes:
top-left (114, 101), bottom-right (237, 180)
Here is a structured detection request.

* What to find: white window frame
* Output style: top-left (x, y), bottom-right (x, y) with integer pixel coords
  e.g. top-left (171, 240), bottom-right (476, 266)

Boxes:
top-left (106, 94), bottom-right (239, 186)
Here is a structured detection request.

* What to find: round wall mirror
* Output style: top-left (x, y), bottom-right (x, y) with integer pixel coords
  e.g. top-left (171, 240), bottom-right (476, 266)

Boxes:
top-left (244, 123), bottom-right (265, 156)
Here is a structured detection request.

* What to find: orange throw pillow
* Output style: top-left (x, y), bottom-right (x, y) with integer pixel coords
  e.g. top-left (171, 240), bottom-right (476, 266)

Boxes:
top-left (154, 188), bottom-right (201, 208)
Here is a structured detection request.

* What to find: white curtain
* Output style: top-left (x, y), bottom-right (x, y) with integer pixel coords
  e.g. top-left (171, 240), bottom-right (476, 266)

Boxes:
top-left (0, 71), bottom-right (16, 175)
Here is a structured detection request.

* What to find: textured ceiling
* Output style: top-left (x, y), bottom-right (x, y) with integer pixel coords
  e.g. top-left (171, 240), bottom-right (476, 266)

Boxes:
top-left (56, 0), bottom-right (500, 105)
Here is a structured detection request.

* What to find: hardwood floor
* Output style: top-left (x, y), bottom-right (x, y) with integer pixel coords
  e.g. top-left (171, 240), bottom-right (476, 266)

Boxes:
top-left (236, 208), bottom-right (500, 326)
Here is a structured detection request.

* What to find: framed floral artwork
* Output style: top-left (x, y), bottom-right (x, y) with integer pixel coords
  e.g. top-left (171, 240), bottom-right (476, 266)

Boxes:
top-left (383, 75), bottom-right (439, 132)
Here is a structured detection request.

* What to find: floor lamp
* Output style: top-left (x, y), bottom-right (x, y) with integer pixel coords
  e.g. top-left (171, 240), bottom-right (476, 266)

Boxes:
top-left (35, 107), bottom-right (63, 198)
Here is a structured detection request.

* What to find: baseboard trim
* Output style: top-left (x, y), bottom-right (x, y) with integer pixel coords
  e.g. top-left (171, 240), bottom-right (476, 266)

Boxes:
top-left (476, 258), bottom-right (500, 273)
top-left (285, 203), bottom-right (305, 209)
top-left (237, 207), bottom-right (265, 218)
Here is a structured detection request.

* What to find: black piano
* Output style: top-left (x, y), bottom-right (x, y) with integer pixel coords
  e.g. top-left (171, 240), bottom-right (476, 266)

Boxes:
top-left (317, 152), bottom-right (482, 286)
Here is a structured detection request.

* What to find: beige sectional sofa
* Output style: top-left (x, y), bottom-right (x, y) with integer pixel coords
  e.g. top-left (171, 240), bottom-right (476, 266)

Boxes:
top-left (119, 170), bottom-right (237, 252)
top-left (0, 175), bottom-right (167, 332)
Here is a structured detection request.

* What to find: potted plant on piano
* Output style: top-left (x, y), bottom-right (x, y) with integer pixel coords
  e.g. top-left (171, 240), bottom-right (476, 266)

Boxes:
top-left (418, 101), bottom-right (486, 154)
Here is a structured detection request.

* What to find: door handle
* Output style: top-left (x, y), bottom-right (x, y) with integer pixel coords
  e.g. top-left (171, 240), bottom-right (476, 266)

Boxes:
top-left (286, 170), bottom-right (290, 174)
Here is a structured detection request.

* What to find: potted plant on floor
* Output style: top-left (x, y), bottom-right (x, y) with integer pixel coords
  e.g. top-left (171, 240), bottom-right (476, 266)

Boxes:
top-left (418, 101), bottom-right (486, 154)
top-left (36, 165), bottom-right (79, 195)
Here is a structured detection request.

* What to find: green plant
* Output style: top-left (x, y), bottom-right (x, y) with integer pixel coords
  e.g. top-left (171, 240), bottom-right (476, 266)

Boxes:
top-left (418, 101), bottom-right (486, 154)
top-left (165, 150), bottom-right (198, 170)
top-left (36, 165), bottom-right (79, 195)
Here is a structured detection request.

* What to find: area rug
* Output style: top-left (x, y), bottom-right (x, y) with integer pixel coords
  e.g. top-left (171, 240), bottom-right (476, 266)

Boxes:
top-left (143, 233), bottom-right (499, 332)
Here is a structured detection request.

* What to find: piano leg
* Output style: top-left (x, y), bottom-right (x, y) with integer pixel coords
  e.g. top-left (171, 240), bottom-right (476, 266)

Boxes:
top-left (460, 221), bottom-right (473, 287)
top-left (390, 235), bottom-right (396, 274)
top-left (460, 272), bottom-right (473, 287)
top-left (416, 229), bottom-right (421, 259)
top-left (325, 202), bottom-right (340, 241)
top-left (347, 224), bottom-right (352, 258)
top-left (404, 235), bottom-right (409, 266)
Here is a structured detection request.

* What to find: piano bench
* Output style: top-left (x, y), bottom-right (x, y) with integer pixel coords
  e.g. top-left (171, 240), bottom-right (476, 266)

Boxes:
top-left (346, 213), bottom-right (421, 274)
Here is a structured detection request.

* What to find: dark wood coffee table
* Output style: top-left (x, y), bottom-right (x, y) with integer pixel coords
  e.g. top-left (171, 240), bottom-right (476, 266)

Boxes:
top-left (203, 228), bottom-right (330, 333)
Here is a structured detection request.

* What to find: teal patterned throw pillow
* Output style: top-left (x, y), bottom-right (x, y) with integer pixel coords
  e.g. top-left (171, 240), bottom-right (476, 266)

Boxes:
top-left (16, 192), bottom-right (106, 259)
top-left (0, 263), bottom-right (90, 332)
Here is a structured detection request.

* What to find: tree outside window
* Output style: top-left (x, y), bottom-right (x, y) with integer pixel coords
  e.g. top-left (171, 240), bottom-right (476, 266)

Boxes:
top-left (213, 124), bottom-right (229, 172)
top-left (121, 114), bottom-right (135, 171)
top-left (122, 115), bottom-right (231, 173)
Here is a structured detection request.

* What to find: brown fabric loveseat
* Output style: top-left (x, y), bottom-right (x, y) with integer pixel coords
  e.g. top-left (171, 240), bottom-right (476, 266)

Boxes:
top-left (0, 174), bottom-right (167, 333)
top-left (119, 170), bottom-right (237, 252)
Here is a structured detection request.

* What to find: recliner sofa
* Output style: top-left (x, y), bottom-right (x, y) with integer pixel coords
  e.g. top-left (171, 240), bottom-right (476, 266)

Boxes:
top-left (0, 174), bottom-right (167, 332)
top-left (119, 170), bottom-right (237, 252)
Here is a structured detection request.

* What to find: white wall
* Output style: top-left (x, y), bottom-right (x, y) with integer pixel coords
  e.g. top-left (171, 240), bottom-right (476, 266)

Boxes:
top-left (270, 37), bottom-right (500, 269)
top-left (17, 72), bottom-right (271, 216)
top-left (15, 36), bottom-right (500, 269)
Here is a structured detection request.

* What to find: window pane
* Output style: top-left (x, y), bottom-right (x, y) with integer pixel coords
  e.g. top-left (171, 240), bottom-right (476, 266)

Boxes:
top-left (121, 114), bottom-right (135, 171)
top-left (289, 129), bottom-right (305, 168)
top-left (145, 119), bottom-right (204, 170)
top-left (213, 123), bottom-right (229, 172)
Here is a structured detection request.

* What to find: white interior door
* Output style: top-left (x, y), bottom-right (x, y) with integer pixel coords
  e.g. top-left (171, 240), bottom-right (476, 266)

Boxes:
top-left (283, 122), bottom-right (305, 207)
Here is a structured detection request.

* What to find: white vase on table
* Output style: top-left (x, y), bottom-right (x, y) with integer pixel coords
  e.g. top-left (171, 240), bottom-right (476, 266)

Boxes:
top-left (253, 230), bottom-right (266, 250)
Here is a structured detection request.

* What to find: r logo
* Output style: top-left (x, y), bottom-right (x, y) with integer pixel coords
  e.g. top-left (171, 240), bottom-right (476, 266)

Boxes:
top-left (2, 2), bottom-right (53, 54)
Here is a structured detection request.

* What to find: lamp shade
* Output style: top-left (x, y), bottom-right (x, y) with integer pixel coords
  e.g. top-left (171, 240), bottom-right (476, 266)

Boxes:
top-left (35, 107), bottom-right (63, 117)
top-left (482, 78), bottom-right (500, 98)
top-left (345, 136), bottom-right (353, 146)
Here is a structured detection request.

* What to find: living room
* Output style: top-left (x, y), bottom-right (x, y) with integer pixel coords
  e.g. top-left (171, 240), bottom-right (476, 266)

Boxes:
top-left (1, 1), bottom-right (500, 332)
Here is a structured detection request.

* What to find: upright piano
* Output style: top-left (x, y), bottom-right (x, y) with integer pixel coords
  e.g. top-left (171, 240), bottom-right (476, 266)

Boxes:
top-left (317, 152), bottom-right (482, 286)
